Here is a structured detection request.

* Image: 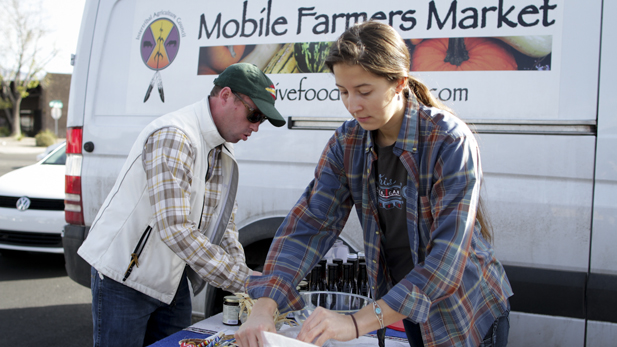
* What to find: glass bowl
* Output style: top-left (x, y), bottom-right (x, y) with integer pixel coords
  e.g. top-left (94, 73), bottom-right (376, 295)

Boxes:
top-left (292, 291), bottom-right (372, 325)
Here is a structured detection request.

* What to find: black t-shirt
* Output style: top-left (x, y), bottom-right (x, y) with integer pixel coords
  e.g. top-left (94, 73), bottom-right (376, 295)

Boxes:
top-left (374, 142), bottom-right (415, 284)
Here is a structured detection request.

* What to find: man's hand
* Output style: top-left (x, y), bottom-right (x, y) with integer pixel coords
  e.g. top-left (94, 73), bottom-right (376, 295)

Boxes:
top-left (235, 297), bottom-right (277, 347)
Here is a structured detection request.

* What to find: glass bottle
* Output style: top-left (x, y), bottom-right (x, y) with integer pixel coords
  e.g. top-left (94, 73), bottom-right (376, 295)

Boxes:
top-left (357, 262), bottom-right (370, 299)
top-left (326, 263), bottom-right (339, 309)
top-left (358, 252), bottom-right (365, 264)
top-left (319, 261), bottom-right (328, 291)
top-left (333, 258), bottom-right (344, 290)
top-left (327, 263), bottom-right (338, 292)
top-left (346, 254), bottom-right (359, 288)
top-left (309, 265), bottom-right (322, 292)
top-left (341, 263), bottom-right (354, 294)
top-left (319, 259), bottom-right (328, 285)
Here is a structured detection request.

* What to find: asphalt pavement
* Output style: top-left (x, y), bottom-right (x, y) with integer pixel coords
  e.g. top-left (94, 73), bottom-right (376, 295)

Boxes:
top-left (0, 251), bottom-right (93, 346)
top-left (0, 137), bottom-right (48, 176)
top-left (0, 136), bottom-right (92, 346)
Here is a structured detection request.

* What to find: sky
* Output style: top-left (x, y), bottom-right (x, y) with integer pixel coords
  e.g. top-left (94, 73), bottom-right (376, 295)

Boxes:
top-left (42, 0), bottom-right (87, 74)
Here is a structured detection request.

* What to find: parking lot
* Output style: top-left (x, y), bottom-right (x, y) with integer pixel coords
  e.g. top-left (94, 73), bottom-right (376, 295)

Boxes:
top-left (0, 137), bottom-right (92, 346)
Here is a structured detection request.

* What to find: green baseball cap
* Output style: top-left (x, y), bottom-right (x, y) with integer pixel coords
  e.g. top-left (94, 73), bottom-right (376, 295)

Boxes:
top-left (213, 63), bottom-right (286, 127)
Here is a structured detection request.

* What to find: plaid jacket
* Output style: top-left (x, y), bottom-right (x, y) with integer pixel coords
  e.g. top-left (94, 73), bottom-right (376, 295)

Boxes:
top-left (247, 94), bottom-right (513, 347)
top-left (143, 127), bottom-right (248, 294)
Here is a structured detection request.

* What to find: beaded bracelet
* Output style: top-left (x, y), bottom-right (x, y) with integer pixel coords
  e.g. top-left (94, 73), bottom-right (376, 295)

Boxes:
top-left (372, 301), bottom-right (385, 330)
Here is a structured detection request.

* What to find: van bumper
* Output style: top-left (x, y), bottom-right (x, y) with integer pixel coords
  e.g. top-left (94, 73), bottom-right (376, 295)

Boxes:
top-left (62, 224), bottom-right (91, 288)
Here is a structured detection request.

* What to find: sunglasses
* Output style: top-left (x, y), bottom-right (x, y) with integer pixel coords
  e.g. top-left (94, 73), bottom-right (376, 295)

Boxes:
top-left (232, 91), bottom-right (267, 124)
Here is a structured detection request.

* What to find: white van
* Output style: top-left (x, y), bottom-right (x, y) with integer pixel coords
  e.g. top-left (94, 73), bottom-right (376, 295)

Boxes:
top-left (62, 1), bottom-right (616, 345)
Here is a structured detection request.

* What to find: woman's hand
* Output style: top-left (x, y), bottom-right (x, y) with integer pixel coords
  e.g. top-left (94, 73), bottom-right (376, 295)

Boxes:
top-left (297, 299), bottom-right (407, 346)
top-left (296, 307), bottom-right (357, 346)
top-left (235, 298), bottom-right (277, 347)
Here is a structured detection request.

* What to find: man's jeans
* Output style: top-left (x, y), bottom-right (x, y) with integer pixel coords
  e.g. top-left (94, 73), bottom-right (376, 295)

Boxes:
top-left (402, 310), bottom-right (510, 347)
top-left (91, 267), bottom-right (192, 347)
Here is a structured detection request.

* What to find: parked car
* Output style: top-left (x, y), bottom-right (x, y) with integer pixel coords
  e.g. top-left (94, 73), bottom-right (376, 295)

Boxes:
top-left (0, 142), bottom-right (66, 254)
top-left (36, 141), bottom-right (66, 161)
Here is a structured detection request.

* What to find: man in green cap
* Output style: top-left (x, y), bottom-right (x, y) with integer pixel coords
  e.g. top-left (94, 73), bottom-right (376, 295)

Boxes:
top-left (78, 63), bottom-right (285, 347)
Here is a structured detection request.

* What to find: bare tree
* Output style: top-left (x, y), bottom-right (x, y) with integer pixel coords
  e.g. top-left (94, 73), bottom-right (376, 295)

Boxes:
top-left (0, 0), bottom-right (57, 137)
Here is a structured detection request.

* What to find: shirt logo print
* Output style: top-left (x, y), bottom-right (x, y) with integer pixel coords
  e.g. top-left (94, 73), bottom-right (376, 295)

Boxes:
top-left (377, 174), bottom-right (406, 210)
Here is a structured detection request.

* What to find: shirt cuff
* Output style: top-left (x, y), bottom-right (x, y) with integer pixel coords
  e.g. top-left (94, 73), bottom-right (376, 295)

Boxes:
top-left (246, 273), bottom-right (303, 313)
top-left (381, 279), bottom-right (432, 324)
top-left (225, 262), bottom-right (251, 294)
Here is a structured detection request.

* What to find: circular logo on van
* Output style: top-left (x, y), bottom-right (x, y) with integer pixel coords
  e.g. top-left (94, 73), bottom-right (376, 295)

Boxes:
top-left (140, 18), bottom-right (180, 71)
top-left (16, 197), bottom-right (31, 211)
top-left (140, 17), bottom-right (180, 103)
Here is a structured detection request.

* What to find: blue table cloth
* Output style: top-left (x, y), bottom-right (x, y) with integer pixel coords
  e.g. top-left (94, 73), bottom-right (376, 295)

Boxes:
top-left (148, 313), bottom-right (409, 347)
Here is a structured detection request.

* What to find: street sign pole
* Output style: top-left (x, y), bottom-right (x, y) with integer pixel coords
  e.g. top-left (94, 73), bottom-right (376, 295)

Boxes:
top-left (49, 100), bottom-right (63, 136)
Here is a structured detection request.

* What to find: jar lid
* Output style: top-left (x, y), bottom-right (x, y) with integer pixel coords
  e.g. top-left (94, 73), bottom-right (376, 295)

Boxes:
top-left (224, 295), bottom-right (240, 303)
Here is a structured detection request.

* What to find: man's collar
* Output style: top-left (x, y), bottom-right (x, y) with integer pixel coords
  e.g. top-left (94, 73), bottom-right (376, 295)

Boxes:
top-left (201, 97), bottom-right (227, 148)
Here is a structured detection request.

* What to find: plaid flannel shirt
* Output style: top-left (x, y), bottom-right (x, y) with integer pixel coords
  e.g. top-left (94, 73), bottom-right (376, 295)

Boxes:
top-left (143, 127), bottom-right (249, 293)
top-left (247, 95), bottom-right (512, 347)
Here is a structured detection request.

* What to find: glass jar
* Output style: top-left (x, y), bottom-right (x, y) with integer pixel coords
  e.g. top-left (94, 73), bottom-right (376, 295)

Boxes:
top-left (222, 295), bottom-right (240, 326)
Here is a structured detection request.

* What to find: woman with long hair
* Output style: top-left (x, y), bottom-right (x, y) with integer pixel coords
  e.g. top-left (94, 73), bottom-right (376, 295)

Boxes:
top-left (236, 21), bottom-right (512, 347)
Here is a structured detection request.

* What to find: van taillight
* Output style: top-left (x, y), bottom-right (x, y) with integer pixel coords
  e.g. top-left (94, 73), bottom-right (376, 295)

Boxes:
top-left (66, 127), bottom-right (83, 154)
top-left (65, 127), bottom-right (84, 225)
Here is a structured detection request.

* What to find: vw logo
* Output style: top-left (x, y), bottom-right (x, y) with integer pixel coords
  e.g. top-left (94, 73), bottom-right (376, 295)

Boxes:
top-left (16, 197), bottom-right (31, 211)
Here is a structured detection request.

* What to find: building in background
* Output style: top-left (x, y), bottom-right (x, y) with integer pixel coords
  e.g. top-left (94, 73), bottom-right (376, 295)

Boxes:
top-left (1, 73), bottom-right (71, 139)
top-left (39, 73), bottom-right (71, 139)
